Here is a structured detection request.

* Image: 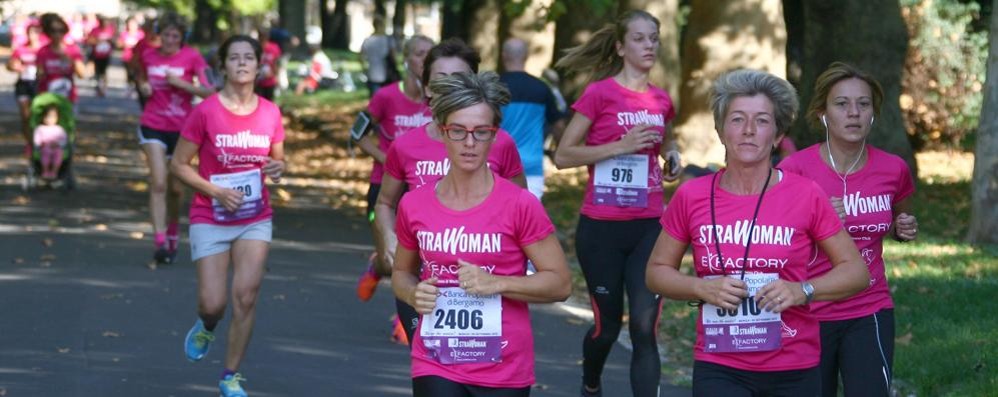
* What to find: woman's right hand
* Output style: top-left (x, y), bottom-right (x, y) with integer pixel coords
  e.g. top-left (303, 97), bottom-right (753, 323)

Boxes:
top-left (212, 187), bottom-right (244, 212)
top-left (696, 277), bottom-right (749, 311)
top-left (139, 82), bottom-right (152, 96)
top-left (618, 124), bottom-right (659, 155)
top-left (412, 276), bottom-right (439, 314)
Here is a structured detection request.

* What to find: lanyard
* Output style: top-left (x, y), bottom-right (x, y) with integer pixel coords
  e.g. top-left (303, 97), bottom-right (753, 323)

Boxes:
top-left (709, 168), bottom-right (773, 280)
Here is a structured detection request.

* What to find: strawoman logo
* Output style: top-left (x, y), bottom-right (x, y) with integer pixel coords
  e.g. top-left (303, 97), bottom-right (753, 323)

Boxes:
top-left (843, 192), bottom-right (892, 217)
top-left (616, 109), bottom-right (665, 127)
top-left (416, 227), bottom-right (502, 255)
top-left (698, 221), bottom-right (796, 247)
top-left (394, 113), bottom-right (433, 128)
top-left (215, 130), bottom-right (271, 149)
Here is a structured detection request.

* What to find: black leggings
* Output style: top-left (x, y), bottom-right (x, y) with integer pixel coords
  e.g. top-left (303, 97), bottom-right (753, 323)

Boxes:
top-left (413, 375), bottom-right (530, 397)
top-left (693, 360), bottom-right (820, 397)
top-left (819, 309), bottom-right (895, 397)
top-left (396, 297), bottom-right (420, 344)
top-left (576, 215), bottom-right (662, 397)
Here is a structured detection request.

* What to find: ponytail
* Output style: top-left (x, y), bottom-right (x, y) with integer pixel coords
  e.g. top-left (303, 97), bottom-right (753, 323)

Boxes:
top-left (555, 10), bottom-right (660, 83)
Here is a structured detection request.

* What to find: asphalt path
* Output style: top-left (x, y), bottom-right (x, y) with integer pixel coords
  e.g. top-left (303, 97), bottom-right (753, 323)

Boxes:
top-left (0, 60), bottom-right (691, 396)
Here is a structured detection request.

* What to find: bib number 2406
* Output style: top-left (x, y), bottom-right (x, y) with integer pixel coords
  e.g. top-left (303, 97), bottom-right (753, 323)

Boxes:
top-left (433, 309), bottom-right (484, 330)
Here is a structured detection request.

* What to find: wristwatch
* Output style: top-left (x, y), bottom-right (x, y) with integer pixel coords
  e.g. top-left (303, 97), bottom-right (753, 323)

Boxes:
top-left (801, 281), bottom-right (815, 304)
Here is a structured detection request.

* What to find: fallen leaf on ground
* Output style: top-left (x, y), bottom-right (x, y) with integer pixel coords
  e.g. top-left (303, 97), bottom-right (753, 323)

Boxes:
top-left (130, 232), bottom-right (144, 239)
top-left (272, 294), bottom-right (286, 300)
top-left (40, 262), bottom-right (51, 267)
top-left (13, 195), bottom-right (29, 205)
top-left (896, 332), bottom-right (914, 346)
top-left (58, 347), bottom-right (70, 353)
top-left (42, 238), bottom-right (53, 247)
top-left (102, 331), bottom-right (121, 338)
top-left (276, 188), bottom-right (292, 201)
top-left (40, 254), bottom-right (56, 261)
top-left (12, 257), bottom-right (24, 264)
top-left (94, 224), bottom-right (108, 231)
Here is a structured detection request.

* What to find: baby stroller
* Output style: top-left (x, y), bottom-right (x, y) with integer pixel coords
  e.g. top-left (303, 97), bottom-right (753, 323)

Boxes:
top-left (23, 92), bottom-right (77, 191)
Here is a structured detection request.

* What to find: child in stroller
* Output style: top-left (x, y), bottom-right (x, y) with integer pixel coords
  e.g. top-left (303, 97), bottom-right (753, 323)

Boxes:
top-left (26, 92), bottom-right (76, 189)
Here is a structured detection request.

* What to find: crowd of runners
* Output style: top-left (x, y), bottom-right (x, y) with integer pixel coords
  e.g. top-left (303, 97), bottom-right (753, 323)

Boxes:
top-left (6, 7), bottom-right (920, 397)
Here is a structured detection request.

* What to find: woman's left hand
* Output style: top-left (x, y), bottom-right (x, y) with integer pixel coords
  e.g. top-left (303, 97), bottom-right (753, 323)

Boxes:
top-left (756, 280), bottom-right (805, 313)
top-left (262, 157), bottom-right (285, 183)
top-left (457, 259), bottom-right (502, 295)
top-left (894, 212), bottom-right (918, 241)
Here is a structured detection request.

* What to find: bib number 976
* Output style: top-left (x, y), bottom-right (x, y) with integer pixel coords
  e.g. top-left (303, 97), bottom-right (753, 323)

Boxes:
top-left (433, 309), bottom-right (484, 330)
top-left (611, 168), bottom-right (633, 183)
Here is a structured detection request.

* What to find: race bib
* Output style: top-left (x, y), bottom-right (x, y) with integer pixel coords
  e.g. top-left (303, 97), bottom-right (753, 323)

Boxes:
top-left (95, 42), bottom-right (112, 56)
top-left (210, 169), bottom-right (264, 222)
top-left (593, 154), bottom-right (649, 208)
top-left (419, 287), bottom-right (503, 364)
top-left (701, 273), bottom-right (782, 353)
top-left (47, 78), bottom-right (72, 97)
top-left (21, 65), bottom-right (37, 80)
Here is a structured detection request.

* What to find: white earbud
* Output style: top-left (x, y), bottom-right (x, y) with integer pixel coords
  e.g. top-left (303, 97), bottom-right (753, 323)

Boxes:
top-left (821, 115), bottom-right (827, 129)
top-left (870, 116), bottom-right (875, 126)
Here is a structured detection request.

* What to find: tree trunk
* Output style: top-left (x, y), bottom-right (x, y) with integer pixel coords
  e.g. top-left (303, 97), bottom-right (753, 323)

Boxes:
top-left (674, 0), bottom-right (787, 167)
top-left (551, 0), bottom-right (615, 99)
top-left (967, 0), bottom-right (998, 245)
top-left (393, 0), bottom-right (407, 36)
top-left (795, 1), bottom-right (916, 173)
top-left (280, 0), bottom-right (309, 57)
top-left (374, 0), bottom-right (388, 23)
top-left (323, 0), bottom-right (349, 50)
top-left (193, 0), bottom-right (220, 44)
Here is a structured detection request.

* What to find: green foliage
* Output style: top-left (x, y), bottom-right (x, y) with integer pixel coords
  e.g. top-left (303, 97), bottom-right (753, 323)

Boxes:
top-left (901, 0), bottom-right (989, 149)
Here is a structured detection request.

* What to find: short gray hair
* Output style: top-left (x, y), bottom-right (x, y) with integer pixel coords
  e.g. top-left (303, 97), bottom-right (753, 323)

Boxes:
top-left (428, 71), bottom-right (511, 126)
top-left (709, 69), bottom-right (799, 134)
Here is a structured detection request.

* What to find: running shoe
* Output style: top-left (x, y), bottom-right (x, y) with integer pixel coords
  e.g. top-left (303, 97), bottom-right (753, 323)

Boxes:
top-left (184, 319), bottom-right (215, 362)
top-left (356, 254), bottom-right (381, 302)
top-left (219, 373), bottom-right (248, 397)
top-left (390, 315), bottom-right (409, 346)
top-left (580, 385), bottom-right (602, 397)
top-left (154, 247), bottom-right (173, 264)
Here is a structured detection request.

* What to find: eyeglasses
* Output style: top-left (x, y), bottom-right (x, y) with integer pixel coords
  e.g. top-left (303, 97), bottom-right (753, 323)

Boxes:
top-left (440, 124), bottom-right (498, 142)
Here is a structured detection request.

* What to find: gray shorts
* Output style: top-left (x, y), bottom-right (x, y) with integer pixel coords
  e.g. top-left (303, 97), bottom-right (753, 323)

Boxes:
top-left (189, 220), bottom-right (273, 261)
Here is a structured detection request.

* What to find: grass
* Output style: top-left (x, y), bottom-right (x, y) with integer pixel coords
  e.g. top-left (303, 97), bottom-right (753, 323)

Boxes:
top-left (278, 93), bottom-right (995, 395)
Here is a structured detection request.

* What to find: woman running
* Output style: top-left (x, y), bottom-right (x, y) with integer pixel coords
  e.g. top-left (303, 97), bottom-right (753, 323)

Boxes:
top-left (393, 71), bottom-right (571, 397)
top-left (646, 69), bottom-right (869, 396)
top-left (552, 10), bottom-right (681, 397)
top-left (354, 34), bottom-right (435, 304)
top-left (86, 15), bottom-right (116, 97)
top-left (778, 62), bottom-right (918, 397)
top-left (35, 13), bottom-right (86, 104)
top-left (7, 21), bottom-right (42, 153)
top-left (376, 38), bottom-right (526, 344)
top-left (169, 34), bottom-right (285, 397)
top-left (135, 12), bottom-right (214, 264)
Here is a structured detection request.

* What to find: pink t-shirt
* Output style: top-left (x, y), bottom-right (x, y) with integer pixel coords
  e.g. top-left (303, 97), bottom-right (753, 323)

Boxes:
top-left (395, 175), bottom-right (554, 388)
top-left (11, 45), bottom-right (39, 81)
top-left (572, 77), bottom-right (676, 221)
top-left (367, 82), bottom-right (432, 184)
top-left (33, 125), bottom-right (68, 147)
top-left (140, 46), bottom-right (210, 131)
top-left (36, 44), bottom-right (83, 102)
top-left (660, 170), bottom-right (843, 371)
top-left (181, 94), bottom-right (285, 226)
top-left (88, 25), bottom-right (116, 59)
top-left (384, 125), bottom-right (523, 190)
top-left (778, 145), bottom-right (914, 321)
top-left (259, 42), bottom-right (282, 88)
top-left (119, 30), bottom-right (145, 62)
